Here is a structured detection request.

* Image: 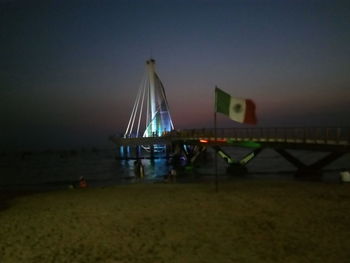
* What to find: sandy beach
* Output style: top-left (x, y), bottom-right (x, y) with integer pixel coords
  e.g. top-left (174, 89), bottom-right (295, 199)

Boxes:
top-left (1, 180), bottom-right (350, 263)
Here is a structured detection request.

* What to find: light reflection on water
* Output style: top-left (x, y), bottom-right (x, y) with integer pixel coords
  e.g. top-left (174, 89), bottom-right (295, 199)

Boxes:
top-left (0, 147), bottom-right (349, 190)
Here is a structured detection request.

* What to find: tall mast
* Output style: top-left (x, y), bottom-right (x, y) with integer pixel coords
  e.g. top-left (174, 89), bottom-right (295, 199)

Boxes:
top-left (146, 59), bottom-right (157, 135)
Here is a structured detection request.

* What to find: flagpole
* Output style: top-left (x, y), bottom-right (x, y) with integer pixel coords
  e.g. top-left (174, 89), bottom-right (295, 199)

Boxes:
top-left (214, 86), bottom-right (218, 193)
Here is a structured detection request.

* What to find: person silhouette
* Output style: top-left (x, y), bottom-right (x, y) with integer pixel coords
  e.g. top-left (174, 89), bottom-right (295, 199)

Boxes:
top-left (78, 176), bottom-right (88, 188)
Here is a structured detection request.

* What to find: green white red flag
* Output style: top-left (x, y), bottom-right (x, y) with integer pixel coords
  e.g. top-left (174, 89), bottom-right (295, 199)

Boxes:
top-left (215, 87), bottom-right (257, 124)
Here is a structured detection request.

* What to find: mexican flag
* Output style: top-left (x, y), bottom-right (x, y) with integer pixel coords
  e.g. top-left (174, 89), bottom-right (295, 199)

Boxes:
top-left (215, 87), bottom-right (257, 124)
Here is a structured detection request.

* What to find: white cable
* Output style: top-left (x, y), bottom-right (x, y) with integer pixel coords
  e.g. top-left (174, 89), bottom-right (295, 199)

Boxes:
top-left (136, 76), bottom-right (147, 137)
top-left (125, 86), bottom-right (141, 137)
top-left (124, 72), bottom-right (145, 137)
top-left (124, 90), bottom-right (139, 137)
top-left (156, 73), bottom-right (175, 130)
top-left (146, 75), bottom-right (150, 131)
top-left (129, 82), bottom-right (143, 137)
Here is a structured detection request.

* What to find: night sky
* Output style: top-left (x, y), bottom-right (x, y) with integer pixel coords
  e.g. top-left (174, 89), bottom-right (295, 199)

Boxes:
top-left (1, 0), bottom-right (350, 150)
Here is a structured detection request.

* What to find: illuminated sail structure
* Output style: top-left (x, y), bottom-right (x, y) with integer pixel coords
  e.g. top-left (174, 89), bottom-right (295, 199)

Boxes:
top-left (124, 59), bottom-right (174, 148)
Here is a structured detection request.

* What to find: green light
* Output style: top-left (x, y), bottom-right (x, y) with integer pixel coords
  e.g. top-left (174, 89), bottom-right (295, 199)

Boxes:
top-left (227, 139), bottom-right (261, 148)
top-left (185, 165), bottom-right (193, 171)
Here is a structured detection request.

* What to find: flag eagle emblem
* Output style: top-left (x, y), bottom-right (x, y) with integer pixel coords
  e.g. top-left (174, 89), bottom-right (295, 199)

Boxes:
top-left (215, 87), bottom-right (257, 124)
top-left (233, 103), bottom-right (243, 113)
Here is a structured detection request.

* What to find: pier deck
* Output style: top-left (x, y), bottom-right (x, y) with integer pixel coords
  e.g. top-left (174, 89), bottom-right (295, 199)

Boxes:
top-left (111, 127), bottom-right (350, 152)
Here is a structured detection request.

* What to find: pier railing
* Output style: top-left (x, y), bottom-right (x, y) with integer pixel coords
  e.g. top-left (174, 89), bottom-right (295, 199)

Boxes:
top-left (174, 127), bottom-right (350, 146)
top-left (112, 127), bottom-right (350, 149)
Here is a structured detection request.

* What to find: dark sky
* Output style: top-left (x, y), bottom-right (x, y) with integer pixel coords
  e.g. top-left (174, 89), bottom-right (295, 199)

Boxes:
top-left (1, 0), bottom-right (350, 150)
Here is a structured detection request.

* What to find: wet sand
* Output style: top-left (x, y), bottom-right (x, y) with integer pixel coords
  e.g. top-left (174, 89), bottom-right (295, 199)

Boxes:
top-left (0, 180), bottom-right (350, 262)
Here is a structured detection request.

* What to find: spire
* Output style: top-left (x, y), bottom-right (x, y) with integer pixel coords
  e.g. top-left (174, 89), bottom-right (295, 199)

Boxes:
top-left (124, 59), bottom-right (174, 139)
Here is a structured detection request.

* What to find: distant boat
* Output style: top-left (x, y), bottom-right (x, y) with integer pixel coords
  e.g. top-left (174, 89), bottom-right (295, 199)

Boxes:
top-left (124, 59), bottom-right (174, 148)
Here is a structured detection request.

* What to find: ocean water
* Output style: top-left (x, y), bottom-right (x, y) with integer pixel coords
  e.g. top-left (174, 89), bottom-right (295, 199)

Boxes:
top-left (0, 147), bottom-right (349, 190)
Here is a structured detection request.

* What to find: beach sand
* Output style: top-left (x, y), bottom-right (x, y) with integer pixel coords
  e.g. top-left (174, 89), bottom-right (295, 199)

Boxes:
top-left (0, 180), bottom-right (350, 263)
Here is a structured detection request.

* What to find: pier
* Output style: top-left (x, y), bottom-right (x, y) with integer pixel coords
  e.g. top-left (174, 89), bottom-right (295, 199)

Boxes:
top-left (111, 127), bottom-right (350, 178)
top-left (112, 59), bottom-right (349, 178)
